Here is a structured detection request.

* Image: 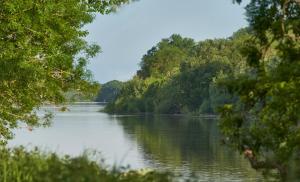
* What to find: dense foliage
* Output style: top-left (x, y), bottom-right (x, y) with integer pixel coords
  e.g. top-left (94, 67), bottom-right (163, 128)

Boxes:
top-left (105, 30), bottom-right (250, 114)
top-left (0, 0), bottom-right (133, 143)
top-left (96, 80), bottom-right (124, 102)
top-left (106, 0), bottom-right (300, 179)
top-left (2, 0), bottom-right (299, 180)
top-left (219, 0), bottom-right (300, 180)
top-left (0, 146), bottom-right (170, 182)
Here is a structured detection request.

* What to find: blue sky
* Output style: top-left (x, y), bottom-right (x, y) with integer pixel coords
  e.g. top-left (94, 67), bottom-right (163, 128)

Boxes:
top-left (85, 0), bottom-right (249, 83)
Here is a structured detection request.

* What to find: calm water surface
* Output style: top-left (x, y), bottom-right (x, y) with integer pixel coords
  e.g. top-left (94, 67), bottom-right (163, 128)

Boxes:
top-left (9, 104), bottom-right (264, 181)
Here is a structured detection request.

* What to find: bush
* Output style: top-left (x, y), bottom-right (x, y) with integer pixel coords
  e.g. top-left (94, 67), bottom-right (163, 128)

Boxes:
top-left (0, 147), bottom-right (171, 182)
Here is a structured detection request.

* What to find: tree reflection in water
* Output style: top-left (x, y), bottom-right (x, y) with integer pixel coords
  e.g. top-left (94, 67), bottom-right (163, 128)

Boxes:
top-left (115, 115), bottom-right (263, 181)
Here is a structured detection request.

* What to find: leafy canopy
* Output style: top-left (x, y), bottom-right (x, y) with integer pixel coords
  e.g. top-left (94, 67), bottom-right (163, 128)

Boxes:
top-left (0, 0), bottom-right (133, 143)
top-left (106, 31), bottom-right (250, 115)
top-left (220, 0), bottom-right (300, 179)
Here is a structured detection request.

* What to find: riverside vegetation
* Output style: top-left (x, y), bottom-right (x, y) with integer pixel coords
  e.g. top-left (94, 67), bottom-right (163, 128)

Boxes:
top-left (104, 0), bottom-right (300, 180)
top-left (0, 147), bottom-right (170, 182)
top-left (1, 0), bottom-right (299, 181)
top-left (0, 0), bottom-right (170, 181)
top-left (104, 30), bottom-right (249, 114)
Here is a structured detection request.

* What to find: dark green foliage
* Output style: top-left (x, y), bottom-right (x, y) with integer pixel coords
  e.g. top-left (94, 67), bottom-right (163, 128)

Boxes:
top-left (138, 34), bottom-right (196, 79)
top-left (0, 0), bottom-right (133, 143)
top-left (219, 0), bottom-right (300, 179)
top-left (175, 61), bottom-right (231, 114)
top-left (0, 146), bottom-right (171, 182)
top-left (106, 30), bottom-right (249, 115)
top-left (96, 80), bottom-right (124, 102)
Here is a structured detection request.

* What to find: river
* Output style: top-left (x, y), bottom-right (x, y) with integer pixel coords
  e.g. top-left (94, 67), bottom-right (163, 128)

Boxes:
top-left (9, 103), bottom-right (264, 181)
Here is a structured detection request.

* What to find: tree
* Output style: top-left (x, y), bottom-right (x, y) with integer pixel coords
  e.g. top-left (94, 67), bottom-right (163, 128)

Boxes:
top-left (138, 34), bottom-right (196, 79)
top-left (0, 0), bottom-right (133, 143)
top-left (219, 0), bottom-right (300, 179)
top-left (106, 31), bottom-right (250, 115)
top-left (95, 80), bottom-right (123, 102)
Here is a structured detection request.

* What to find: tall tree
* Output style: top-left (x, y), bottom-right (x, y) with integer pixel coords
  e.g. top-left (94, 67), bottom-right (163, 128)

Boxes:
top-left (220, 0), bottom-right (300, 179)
top-left (138, 34), bottom-right (196, 79)
top-left (0, 0), bottom-right (132, 143)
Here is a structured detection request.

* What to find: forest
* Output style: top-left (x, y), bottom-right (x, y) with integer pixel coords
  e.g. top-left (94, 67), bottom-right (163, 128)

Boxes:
top-left (1, 0), bottom-right (300, 181)
top-left (104, 29), bottom-right (249, 114)
top-left (102, 0), bottom-right (300, 179)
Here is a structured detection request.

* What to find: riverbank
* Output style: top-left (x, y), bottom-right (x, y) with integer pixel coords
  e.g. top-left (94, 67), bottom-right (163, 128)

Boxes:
top-left (9, 103), bottom-right (263, 181)
top-left (101, 107), bottom-right (219, 119)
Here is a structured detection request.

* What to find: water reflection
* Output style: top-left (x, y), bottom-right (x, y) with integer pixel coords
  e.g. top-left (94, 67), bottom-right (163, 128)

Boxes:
top-left (9, 104), bottom-right (264, 181)
top-left (9, 105), bottom-right (145, 169)
top-left (115, 115), bottom-right (263, 181)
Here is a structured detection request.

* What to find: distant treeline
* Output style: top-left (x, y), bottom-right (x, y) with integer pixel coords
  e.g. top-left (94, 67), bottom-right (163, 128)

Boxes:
top-left (103, 28), bottom-right (251, 114)
top-left (95, 80), bottom-right (124, 103)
